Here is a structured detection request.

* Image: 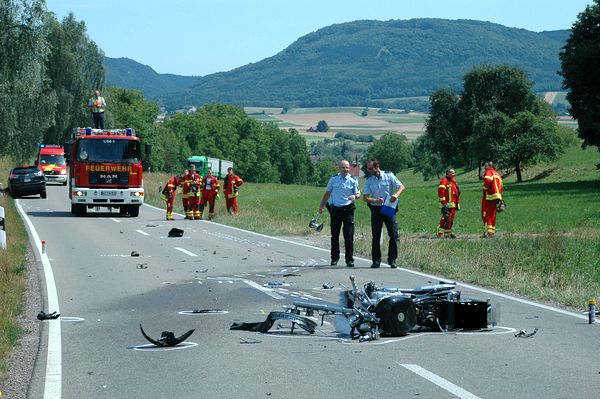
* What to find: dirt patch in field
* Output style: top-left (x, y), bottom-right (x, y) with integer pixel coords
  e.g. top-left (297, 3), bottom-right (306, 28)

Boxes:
top-left (544, 92), bottom-right (558, 104)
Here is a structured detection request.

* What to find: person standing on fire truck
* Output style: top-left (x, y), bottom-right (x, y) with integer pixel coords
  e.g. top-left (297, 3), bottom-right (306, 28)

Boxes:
top-left (199, 169), bottom-right (221, 220)
top-left (437, 168), bottom-right (461, 238)
top-left (481, 161), bottom-right (504, 238)
top-left (87, 90), bottom-right (106, 129)
top-left (223, 167), bottom-right (244, 215)
top-left (161, 175), bottom-right (181, 220)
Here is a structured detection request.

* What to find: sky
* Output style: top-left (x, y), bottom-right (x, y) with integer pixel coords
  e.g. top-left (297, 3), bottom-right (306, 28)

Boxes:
top-left (46, 0), bottom-right (594, 77)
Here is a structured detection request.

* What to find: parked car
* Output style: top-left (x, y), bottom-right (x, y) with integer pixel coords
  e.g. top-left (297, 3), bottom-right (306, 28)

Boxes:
top-left (8, 165), bottom-right (47, 199)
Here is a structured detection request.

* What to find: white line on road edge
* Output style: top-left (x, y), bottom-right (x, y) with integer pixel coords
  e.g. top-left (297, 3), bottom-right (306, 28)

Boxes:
top-left (143, 203), bottom-right (586, 320)
top-left (401, 364), bottom-right (481, 399)
top-left (15, 200), bottom-right (61, 399)
top-left (175, 247), bottom-right (198, 257)
top-left (136, 229), bottom-right (150, 236)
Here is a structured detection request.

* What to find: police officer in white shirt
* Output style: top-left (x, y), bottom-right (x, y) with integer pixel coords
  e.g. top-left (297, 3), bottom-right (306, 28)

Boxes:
top-left (363, 159), bottom-right (405, 268)
top-left (318, 160), bottom-right (360, 267)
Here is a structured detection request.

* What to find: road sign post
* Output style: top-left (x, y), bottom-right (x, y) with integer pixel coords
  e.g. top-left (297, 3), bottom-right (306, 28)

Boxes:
top-left (0, 206), bottom-right (5, 249)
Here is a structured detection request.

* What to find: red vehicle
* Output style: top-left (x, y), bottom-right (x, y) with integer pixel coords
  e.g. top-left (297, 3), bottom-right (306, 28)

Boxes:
top-left (36, 144), bottom-right (68, 185)
top-left (65, 127), bottom-right (145, 217)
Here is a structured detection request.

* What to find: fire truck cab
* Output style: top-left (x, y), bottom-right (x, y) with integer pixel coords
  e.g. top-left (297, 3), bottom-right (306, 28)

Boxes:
top-left (66, 127), bottom-right (145, 217)
top-left (36, 144), bottom-right (68, 185)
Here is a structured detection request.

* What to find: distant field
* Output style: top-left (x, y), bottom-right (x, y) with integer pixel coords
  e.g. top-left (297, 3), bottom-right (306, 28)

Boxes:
top-left (247, 107), bottom-right (427, 141)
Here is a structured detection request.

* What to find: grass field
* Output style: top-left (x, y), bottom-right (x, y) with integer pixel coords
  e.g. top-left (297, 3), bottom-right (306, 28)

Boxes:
top-left (144, 143), bottom-right (600, 310)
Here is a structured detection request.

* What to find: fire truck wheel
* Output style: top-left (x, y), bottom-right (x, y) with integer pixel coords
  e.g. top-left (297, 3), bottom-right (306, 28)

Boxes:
top-left (73, 204), bottom-right (86, 217)
top-left (127, 205), bottom-right (140, 217)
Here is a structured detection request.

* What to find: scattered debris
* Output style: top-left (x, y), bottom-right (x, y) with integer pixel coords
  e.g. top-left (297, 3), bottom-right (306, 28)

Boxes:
top-left (131, 251), bottom-right (140, 257)
top-left (240, 337), bottom-right (262, 344)
top-left (322, 282), bottom-right (334, 289)
top-left (139, 324), bottom-right (195, 347)
top-left (196, 268), bottom-right (209, 273)
top-left (283, 273), bottom-right (300, 277)
top-left (191, 309), bottom-right (223, 314)
top-left (514, 328), bottom-right (538, 338)
top-left (146, 224), bottom-right (158, 227)
top-left (168, 228), bottom-right (184, 237)
top-left (136, 263), bottom-right (148, 269)
top-left (230, 311), bottom-right (316, 334)
top-left (37, 311), bottom-right (60, 320)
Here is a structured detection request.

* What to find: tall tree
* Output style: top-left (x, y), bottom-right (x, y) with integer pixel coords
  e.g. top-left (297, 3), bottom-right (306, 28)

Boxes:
top-left (363, 133), bottom-right (413, 174)
top-left (425, 87), bottom-right (461, 165)
top-left (420, 65), bottom-right (564, 182)
top-left (0, 0), bottom-right (56, 162)
top-left (559, 0), bottom-right (600, 149)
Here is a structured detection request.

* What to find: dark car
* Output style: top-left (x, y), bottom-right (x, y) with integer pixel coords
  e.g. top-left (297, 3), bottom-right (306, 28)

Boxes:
top-left (8, 165), bottom-right (47, 199)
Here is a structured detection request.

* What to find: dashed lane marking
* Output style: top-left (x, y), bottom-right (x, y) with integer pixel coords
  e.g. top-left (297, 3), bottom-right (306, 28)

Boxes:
top-left (400, 364), bottom-right (482, 399)
top-left (175, 247), bottom-right (198, 257)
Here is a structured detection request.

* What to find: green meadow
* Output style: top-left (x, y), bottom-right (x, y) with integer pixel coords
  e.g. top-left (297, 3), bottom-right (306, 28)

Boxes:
top-left (145, 143), bottom-right (600, 309)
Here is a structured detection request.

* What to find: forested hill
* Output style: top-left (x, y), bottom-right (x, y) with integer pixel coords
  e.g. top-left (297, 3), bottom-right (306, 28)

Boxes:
top-left (106, 19), bottom-right (570, 111)
top-left (104, 57), bottom-right (198, 100)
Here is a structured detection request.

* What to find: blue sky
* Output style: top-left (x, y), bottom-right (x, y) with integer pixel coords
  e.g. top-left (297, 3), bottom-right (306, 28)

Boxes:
top-left (46, 0), bottom-right (593, 77)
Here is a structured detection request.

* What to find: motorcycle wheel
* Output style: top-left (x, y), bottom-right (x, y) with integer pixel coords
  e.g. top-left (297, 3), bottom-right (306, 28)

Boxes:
top-left (375, 296), bottom-right (416, 336)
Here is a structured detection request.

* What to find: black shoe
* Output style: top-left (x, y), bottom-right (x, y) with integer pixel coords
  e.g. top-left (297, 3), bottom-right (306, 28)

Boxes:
top-left (389, 260), bottom-right (397, 269)
top-left (370, 261), bottom-right (380, 268)
top-left (330, 259), bottom-right (339, 266)
top-left (346, 261), bottom-right (354, 267)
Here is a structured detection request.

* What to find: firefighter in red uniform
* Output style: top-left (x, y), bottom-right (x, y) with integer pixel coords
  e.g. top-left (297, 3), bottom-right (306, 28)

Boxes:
top-left (189, 166), bottom-right (203, 220)
top-left (437, 168), bottom-right (460, 238)
top-left (199, 169), bottom-right (220, 220)
top-left (481, 161), bottom-right (504, 238)
top-left (161, 175), bottom-right (181, 220)
top-left (179, 169), bottom-right (190, 216)
top-left (223, 167), bottom-right (244, 215)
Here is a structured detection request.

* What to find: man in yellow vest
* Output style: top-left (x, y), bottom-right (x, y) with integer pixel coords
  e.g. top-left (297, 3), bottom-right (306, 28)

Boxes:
top-left (87, 90), bottom-right (107, 129)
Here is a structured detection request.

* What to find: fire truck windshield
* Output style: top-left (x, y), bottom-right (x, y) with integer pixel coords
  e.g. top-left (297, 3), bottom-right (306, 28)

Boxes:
top-left (40, 154), bottom-right (66, 165)
top-left (77, 139), bottom-right (141, 163)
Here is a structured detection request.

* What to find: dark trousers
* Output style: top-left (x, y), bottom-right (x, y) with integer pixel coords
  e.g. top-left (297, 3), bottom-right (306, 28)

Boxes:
top-left (92, 112), bottom-right (105, 129)
top-left (369, 205), bottom-right (398, 263)
top-left (329, 204), bottom-right (355, 263)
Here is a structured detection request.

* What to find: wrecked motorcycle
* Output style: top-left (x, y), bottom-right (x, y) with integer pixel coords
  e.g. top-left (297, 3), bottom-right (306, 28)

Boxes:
top-left (290, 275), bottom-right (491, 341)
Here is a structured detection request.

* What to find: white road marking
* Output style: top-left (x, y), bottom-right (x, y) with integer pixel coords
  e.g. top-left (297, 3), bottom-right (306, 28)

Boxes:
top-left (243, 279), bottom-right (285, 299)
top-left (110, 218), bottom-right (121, 223)
top-left (16, 200), bottom-right (61, 399)
top-left (400, 364), bottom-right (481, 399)
top-left (136, 229), bottom-right (150, 236)
top-left (175, 247), bottom-right (198, 257)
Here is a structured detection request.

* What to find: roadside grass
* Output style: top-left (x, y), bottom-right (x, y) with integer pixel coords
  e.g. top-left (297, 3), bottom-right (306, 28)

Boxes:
top-left (0, 158), bottom-right (29, 380)
top-left (145, 143), bottom-right (600, 308)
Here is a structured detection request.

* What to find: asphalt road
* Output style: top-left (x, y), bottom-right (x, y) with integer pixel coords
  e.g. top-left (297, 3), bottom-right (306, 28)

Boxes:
top-left (16, 184), bottom-right (600, 398)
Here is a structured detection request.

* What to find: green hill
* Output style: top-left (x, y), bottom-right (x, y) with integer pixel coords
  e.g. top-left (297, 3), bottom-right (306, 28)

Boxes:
top-left (104, 57), bottom-right (199, 100)
top-left (105, 19), bottom-right (570, 111)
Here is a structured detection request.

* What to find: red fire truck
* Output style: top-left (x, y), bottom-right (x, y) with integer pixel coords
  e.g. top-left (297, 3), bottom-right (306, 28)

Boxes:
top-left (36, 144), bottom-right (68, 185)
top-left (66, 127), bottom-right (145, 217)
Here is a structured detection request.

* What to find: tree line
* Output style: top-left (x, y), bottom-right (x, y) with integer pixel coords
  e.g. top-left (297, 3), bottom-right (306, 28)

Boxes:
top-left (1, 1), bottom-right (104, 163)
